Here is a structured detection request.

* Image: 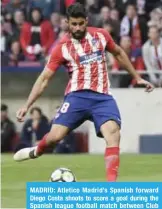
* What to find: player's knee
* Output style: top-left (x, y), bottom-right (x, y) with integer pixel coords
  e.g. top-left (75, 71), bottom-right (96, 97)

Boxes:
top-left (108, 123), bottom-right (120, 136)
top-left (102, 121), bottom-right (120, 146)
top-left (106, 128), bottom-right (120, 147)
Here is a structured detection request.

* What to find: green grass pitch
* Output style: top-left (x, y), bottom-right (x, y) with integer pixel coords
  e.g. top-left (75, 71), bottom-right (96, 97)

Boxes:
top-left (1, 154), bottom-right (162, 208)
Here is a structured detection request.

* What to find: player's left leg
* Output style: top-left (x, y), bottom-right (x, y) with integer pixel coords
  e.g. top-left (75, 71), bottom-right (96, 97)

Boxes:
top-left (100, 120), bottom-right (120, 182)
top-left (91, 93), bottom-right (121, 182)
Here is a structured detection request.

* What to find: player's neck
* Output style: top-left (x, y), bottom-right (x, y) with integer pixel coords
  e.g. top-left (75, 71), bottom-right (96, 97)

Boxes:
top-left (70, 31), bottom-right (87, 42)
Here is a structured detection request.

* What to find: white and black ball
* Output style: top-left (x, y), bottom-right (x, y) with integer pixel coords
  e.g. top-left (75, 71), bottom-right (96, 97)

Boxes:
top-left (50, 168), bottom-right (76, 182)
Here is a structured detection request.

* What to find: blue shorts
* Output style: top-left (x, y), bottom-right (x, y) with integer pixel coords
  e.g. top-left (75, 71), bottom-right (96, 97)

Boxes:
top-left (53, 90), bottom-right (121, 137)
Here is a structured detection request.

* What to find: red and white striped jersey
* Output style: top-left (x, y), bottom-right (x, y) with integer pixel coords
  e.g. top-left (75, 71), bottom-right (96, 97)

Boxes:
top-left (46, 27), bottom-right (116, 95)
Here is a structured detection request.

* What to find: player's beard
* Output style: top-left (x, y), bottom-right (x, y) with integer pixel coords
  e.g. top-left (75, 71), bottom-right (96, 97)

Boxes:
top-left (71, 30), bottom-right (86, 40)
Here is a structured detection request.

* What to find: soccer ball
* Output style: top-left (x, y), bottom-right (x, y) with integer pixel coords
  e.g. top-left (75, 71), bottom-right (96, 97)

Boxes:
top-left (50, 168), bottom-right (76, 182)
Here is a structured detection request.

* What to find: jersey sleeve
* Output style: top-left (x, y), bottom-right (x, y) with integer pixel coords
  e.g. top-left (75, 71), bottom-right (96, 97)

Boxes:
top-left (100, 29), bottom-right (116, 52)
top-left (46, 43), bottom-right (65, 72)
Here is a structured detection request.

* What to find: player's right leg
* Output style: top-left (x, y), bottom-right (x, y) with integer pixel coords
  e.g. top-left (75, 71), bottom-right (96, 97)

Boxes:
top-left (13, 92), bottom-right (88, 162)
top-left (13, 124), bottom-right (70, 161)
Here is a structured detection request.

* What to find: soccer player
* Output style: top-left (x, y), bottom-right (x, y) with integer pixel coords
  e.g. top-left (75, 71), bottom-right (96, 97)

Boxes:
top-left (14, 3), bottom-right (154, 182)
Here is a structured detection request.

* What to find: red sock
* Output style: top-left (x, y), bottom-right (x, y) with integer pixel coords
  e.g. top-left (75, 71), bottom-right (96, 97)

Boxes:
top-left (36, 134), bottom-right (49, 156)
top-left (104, 147), bottom-right (120, 182)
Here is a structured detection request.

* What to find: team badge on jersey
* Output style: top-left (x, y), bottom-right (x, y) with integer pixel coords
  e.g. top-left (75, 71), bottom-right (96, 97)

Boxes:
top-left (92, 38), bottom-right (99, 47)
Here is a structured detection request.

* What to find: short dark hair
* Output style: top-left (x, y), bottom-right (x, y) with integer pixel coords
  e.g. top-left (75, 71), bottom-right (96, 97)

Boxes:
top-left (1, 104), bottom-right (8, 111)
top-left (66, 3), bottom-right (87, 19)
top-left (30, 107), bottom-right (42, 115)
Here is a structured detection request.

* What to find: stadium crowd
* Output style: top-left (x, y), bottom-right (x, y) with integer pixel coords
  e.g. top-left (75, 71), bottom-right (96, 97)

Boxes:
top-left (1, 0), bottom-right (162, 87)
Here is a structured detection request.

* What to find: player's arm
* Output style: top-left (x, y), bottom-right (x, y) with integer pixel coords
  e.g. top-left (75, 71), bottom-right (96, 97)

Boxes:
top-left (23, 68), bottom-right (54, 110)
top-left (110, 44), bottom-right (141, 81)
top-left (101, 29), bottom-right (154, 92)
top-left (16, 44), bottom-right (65, 122)
top-left (110, 45), bottom-right (153, 91)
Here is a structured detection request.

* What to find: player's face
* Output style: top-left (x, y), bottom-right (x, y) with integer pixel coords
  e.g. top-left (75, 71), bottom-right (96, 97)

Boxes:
top-left (68, 17), bottom-right (88, 40)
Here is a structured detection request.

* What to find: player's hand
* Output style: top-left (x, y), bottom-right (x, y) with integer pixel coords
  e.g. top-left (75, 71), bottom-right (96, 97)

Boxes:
top-left (136, 78), bottom-right (155, 92)
top-left (16, 106), bottom-right (28, 122)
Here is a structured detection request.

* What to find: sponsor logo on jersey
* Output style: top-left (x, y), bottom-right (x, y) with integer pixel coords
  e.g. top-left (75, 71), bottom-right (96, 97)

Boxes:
top-left (79, 50), bottom-right (103, 65)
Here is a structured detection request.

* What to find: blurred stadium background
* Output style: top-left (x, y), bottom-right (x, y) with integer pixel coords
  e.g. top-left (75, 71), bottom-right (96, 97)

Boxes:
top-left (1, 0), bottom-right (162, 208)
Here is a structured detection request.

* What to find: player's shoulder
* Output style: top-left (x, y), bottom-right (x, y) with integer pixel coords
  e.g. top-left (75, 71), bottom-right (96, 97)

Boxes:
top-left (51, 33), bottom-right (71, 53)
top-left (87, 27), bottom-right (110, 37)
top-left (58, 33), bottom-right (71, 45)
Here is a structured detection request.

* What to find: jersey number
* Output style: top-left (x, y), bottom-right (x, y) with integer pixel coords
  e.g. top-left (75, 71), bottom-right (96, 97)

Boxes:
top-left (60, 102), bottom-right (70, 113)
